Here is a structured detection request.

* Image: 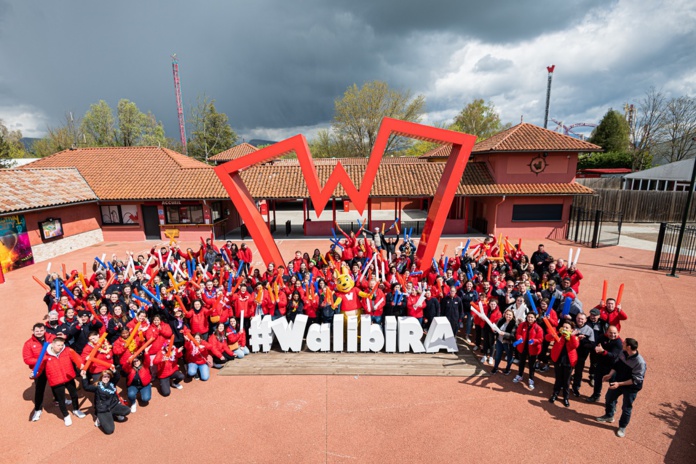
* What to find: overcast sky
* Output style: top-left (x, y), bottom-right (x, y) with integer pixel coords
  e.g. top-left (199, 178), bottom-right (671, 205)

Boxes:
top-left (0, 0), bottom-right (694, 143)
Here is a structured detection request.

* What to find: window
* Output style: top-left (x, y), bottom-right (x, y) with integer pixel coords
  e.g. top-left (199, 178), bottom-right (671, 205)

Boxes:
top-left (166, 205), bottom-right (204, 224)
top-left (511, 204), bottom-right (563, 222)
top-left (211, 201), bottom-right (223, 221)
top-left (101, 205), bottom-right (139, 225)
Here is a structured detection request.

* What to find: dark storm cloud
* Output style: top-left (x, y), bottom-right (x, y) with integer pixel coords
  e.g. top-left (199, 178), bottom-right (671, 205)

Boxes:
top-left (335, 0), bottom-right (614, 42)
top-left (0, 0), bottom-right (692, 141)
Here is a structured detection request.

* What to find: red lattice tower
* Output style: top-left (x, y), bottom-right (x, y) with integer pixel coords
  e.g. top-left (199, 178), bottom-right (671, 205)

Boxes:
top-left (171, 54), bottom-right (187, 154)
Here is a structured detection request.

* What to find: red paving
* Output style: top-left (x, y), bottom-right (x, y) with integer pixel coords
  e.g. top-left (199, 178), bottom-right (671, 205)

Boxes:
top-left (2, 237), bottom-right (695, 463)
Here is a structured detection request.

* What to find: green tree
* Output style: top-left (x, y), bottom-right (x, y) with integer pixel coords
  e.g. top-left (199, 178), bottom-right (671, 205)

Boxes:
top-left (117, 99), bottom-right (150, 146)
top-left (331, 81), bottom-right (425, 157)
top-left (188, 96), bottom-right (238, 162)
top-left (0, 119), bottom-right (27, 166)
top-left (451, 99), bottom-right (510, 140)
top-left (308, 129), bottom-right (353, 158)
top-left (140, 112), bottom-right (168, 147)
top-left (577, 151), bottom-right (634, 169)
top-left (80, 100), bottom-right (116, 146)
top-left (32, 113), bottom-right (90, 157)
top-left (590, 109), bottom-right (630, 153)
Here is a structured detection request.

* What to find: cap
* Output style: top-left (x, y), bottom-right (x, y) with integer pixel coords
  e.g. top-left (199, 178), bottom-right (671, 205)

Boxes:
top-left (589, 308), bottom-right (600, 316)
top-left (77, 310), bottom-right (90, 317)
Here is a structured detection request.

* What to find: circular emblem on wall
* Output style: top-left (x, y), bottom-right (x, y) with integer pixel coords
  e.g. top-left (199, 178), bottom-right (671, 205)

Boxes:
top-left (529, 155), bottom-right (548, 175)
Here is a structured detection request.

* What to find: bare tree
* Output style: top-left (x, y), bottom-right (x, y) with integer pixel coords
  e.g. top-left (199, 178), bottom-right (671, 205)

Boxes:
top-left (631, 87), bottom-right (666, 170)
top-left (662, 96), bottom-right (696, 163)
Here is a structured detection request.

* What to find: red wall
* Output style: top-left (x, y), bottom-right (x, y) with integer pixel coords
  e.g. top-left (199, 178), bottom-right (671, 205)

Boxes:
top-left (24, 203), bottom-right (101, 246)
top-left (477, 152), bottom-right (578, 184)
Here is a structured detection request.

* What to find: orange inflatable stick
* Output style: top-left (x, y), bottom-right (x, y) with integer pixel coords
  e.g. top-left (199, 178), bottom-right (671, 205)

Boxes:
top-left (616, 283), bottom-right (625, 306)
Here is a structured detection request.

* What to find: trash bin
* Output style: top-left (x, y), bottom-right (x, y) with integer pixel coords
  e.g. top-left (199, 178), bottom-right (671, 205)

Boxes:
top-left (285, 220), bottom-right (291, 237)
top-left (240, 224), bottom-right (248, 240)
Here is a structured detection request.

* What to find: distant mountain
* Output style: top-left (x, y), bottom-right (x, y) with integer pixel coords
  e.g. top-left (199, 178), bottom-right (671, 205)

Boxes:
top-left (247, 139), bottom-right (277, 147)
top-left (20, 137), bottom-right (41, 152)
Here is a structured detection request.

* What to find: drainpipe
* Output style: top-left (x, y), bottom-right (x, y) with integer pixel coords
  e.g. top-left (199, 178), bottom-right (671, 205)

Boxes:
top-left (493, 195), bottom-right (506, 236)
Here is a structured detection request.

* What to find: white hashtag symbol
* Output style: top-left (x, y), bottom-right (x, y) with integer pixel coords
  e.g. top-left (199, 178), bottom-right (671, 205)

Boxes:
top-left (249, 315), bottom-right (274, 352)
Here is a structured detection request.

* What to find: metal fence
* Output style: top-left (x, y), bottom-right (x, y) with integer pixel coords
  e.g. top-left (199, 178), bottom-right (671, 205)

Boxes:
top-left (652, 222), bottom-right (696, 273)
top-left (566, 206), bottom-right (624, 248)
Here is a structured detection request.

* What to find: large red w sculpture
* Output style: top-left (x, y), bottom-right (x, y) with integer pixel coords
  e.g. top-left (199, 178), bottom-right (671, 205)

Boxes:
top-left (214, 117), bottom-right (476, 271)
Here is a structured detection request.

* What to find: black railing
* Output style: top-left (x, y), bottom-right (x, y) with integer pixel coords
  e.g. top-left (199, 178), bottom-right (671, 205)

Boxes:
top-left (653, 222), bottom-right (696, 273)
top-left (567, 206), bottom-right (623, 248)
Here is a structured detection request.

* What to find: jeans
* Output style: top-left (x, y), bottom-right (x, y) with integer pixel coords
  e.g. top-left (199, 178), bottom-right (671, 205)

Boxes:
top-left (605, 386), bottom-right (638, 428)
top-left (493, 340), bottom-right (513, 371)
top-left (187, 362), bottom-right (210, 381)
top-left (51, 380), bottom-right (79, 418)
top-left (517, 350), bottom-right (537, 380)
top-left (127, 384), bottom-right (152, 404)
top-left (463, 312), bottom-right (473, 339)
top-left (371, 316), bottom-right (383, 326)
top-left (159, 372), bottom-right (184, 397)
top-left (96, 403), bottom-right (131, 435)
top-left (234, 346), bottom-right (250, 358)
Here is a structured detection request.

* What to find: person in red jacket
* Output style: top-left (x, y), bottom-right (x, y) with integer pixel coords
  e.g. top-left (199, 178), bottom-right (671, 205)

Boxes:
top-left (185, 333), bottom-right (211, 381)
top-left (23, 323), bottom-right (57, 422)
top-left (34, 336), bottom-right (87, 426)
top-left (146, 314), bottom-right (173, 354)
top-left (208, 323), bottom-right (236, 368)
top-left (226, 318), bottom-right (249, 358)
top-left (547, 321), bottom-right (580, 407)
top-left (513, 312), bottom-right (544, 391)
top-left (154, 344), bottom-right (184, 396)
top-left (600, 298), bottom-right (628, 332)
top-left (182, 300), bottom-right (212, 340)
top-left (559, 264), bottom-right (583, 294)
top-left (81, 331), bottom-right (114, 381)
top-left (122, 354), bottom-right (152, 413)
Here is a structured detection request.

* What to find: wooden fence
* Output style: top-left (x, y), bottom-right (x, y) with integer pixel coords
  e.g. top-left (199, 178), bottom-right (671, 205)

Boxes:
top-left (573, 189), bottom-right (696, 223)
top-left (576, 177), bottom-right (623, 189)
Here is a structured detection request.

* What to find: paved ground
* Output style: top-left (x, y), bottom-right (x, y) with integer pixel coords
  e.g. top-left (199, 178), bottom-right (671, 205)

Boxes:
top-left (2, 237), bottom-right (695, 463)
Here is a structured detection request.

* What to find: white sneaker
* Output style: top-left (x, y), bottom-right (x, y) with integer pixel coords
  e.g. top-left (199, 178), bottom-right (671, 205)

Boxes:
top-left (72, 410), bottom-right (86, 419)
top-left (31, 410), bottom-right (42, 422)
top-left (513, 375), bottom-right (522, 383)
top-left (130, 403), bottom-right (137, 413)
top-left (172, 382), bottom-right (183, 390)
top-left (64, 415), bottom-right (72, 427)
top-left (65, 398), bottom-right (72, 405)
top-left (94, 418), bottom-right (100, 427)
top-left (481, 356), bottom-right (487, 364)
top-left (489, 357), bottom-right (495, 365)
top-left (529, 380), bottom-right (535, 391)
top-left (115, 415), bottom-right (125, 421)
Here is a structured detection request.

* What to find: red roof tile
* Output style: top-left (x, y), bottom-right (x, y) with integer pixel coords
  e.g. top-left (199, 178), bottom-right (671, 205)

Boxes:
top-left (418, 145), bottom-right (454, 159)
top-left (24, 146), bottom-right (228, 200)
top-left (0, 168), bottom-right (98, 214)
top-left (209, 143), bottom-right (259, 162)
top-left (472, 123), bottom-right (602, 153)
top-left (238, 158), bottom-right (593, 198)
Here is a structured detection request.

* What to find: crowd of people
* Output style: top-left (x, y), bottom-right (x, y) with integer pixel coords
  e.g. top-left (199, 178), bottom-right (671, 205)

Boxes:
top-left (22, 226), bottom-right (646, 438)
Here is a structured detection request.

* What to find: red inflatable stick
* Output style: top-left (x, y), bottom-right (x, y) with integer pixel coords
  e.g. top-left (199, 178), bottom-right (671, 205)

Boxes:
top-left (601, 280), bottom-right (608, 304)
top-left (83, 332), bottom-right (108, 371)
top-left (128, 338), bottom-right (154, 363)
top-left (616, 283), bottom-right (625, 306)
top-left (32, 276), bottom-right (50, 292)
top-left (215, 118), bottom-right (476, 271)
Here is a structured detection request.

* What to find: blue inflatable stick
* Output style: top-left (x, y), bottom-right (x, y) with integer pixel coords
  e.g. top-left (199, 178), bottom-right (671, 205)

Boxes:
top-left (561, 297), bottom-right (572, 317)
top-left (512, 338), bottom-right (523, 347)
top-left (32, 342), bottom-right (49, 378)
top-left (526, 291), bottom-right (537, 314)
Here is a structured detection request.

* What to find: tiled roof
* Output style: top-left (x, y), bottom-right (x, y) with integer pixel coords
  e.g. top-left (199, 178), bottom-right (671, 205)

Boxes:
top-left (472, 123), bottom-right (602, 153)
top-left (418, 145), bottom-right (453, 159)
top-left (0, 168), bottom-right (98, 215)
top-left (209, 143), bottom-right (259, 162)
top-left (24, 146), bottom-right (228, 200)
top-left (238, 158), bottom-right (593, 198)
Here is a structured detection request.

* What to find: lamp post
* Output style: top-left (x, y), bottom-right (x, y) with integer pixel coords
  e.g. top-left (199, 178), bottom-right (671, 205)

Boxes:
top-left (668, 137), bottom-right (696, 277)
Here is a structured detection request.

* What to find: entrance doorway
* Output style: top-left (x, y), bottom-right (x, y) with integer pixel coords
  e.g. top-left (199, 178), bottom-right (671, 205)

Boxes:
top-left (142, 205), bottom-right (161, 240)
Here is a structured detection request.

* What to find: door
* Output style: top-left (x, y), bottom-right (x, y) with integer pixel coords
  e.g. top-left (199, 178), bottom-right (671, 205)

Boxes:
top-left (142, 205), bottom-right (161, 240)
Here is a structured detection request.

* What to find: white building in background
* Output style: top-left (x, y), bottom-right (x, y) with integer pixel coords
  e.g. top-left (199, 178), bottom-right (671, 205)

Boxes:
top-left (622, 159), bottom-right (695, 191)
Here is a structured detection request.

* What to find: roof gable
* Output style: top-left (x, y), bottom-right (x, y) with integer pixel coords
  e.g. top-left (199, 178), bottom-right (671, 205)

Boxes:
top-left (472, 123), bottom-right (602, 153)
top-left (0, 168), bottom-right (98, 214)
top-left (24, 146), bottom-right (226, 200)
top-left (209, 143), bottom-right (259, 162)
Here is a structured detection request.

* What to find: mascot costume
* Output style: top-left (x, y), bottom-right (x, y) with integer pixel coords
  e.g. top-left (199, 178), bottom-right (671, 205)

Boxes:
top-left (333, 265), bottom-right (370, 323)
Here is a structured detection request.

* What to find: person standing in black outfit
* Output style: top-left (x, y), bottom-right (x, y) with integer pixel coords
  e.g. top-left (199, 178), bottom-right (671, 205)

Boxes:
top-left (571, 312), bottom-right (595, 396)
top-left (80, 369), bottom-right (131, 435)
top-left (587, 325), bottom-right (623, 402)
top-left (596, 338), bottom-right (647, 438)
top-left (423, 288), bottom-right (440, 331)
top-left (586, 308), bottom-right (608, 386)
top-left (530, 244), bottom-right (550, 272)
top-left (440, 286), bottom-right (463, 337)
